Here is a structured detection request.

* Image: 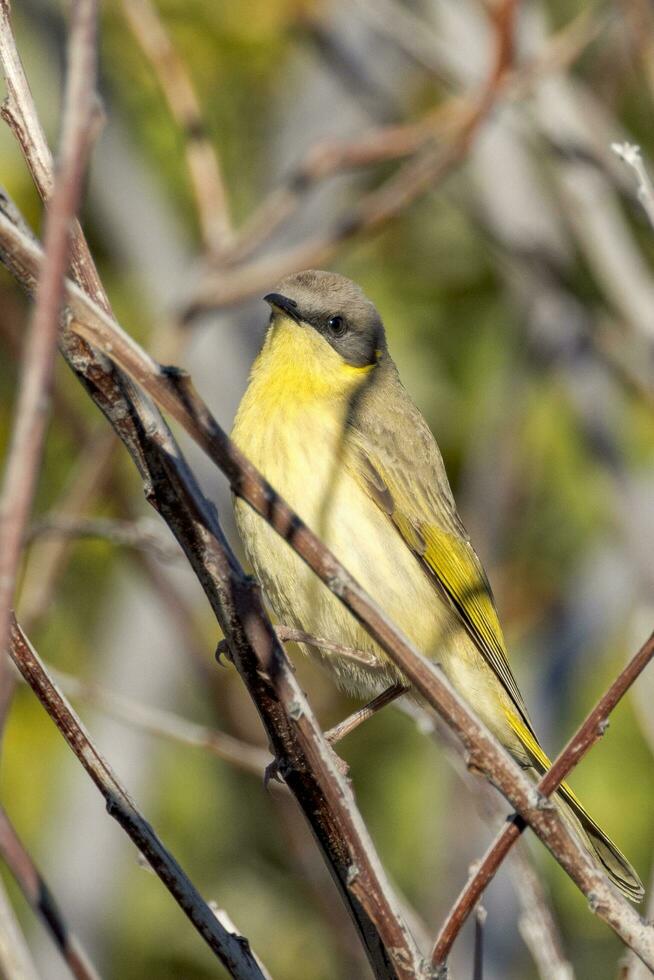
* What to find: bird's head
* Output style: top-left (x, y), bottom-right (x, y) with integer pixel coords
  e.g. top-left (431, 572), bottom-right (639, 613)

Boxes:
top-left (259, 270), bottom-right (387, 399)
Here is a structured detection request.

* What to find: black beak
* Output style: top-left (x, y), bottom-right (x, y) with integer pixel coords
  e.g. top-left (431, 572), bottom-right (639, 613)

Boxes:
top-left (263, 292), bottom-right (300, 321)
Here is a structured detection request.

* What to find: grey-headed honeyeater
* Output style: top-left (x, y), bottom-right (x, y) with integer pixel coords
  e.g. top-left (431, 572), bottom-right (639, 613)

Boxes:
top-left (231, 269), bottom-right (643, 901)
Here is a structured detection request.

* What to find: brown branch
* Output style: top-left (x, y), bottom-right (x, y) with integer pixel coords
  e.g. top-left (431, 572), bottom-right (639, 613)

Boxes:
top-left (0, 22), bottom-right (426, 963)
top-left (8, 616), bottom-right (270, 980)
top-left (0, 0), bottom-right (97, 719)
top-left (188, 3), bottom-right (602, 312)
top-left (510, 844), bottom-right (575, 980)
top-left (0, 8), bottom-right (275, 972)
top-left (325, 684), bottom-right (408, 745)
top-left (46, 662), bottom-right (271, 778)
top-left (120, 0), bottom-right (232, 252)
top-left (216, 623), bottom-right (381, 668)
top-left (431, 629), bottom-right (654, 970)
top-left (217, 112), bottom-right (449, 267)
top-left (26, 514), bottom-right (181, 562)
top-left (1, 199), bottom-right (653, 968)
top-left (0, 875), bottom-right (39, 980)
top-left (0, 805), bottom-right (101, 980)
top-left (177, 0), bottom-right (518, 317)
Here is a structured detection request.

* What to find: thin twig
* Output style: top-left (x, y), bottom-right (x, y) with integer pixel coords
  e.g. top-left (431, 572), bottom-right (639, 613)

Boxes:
top-left (216, 623), bottom-right (381, 668)
top-left (511, 844), bottom-right (575, 980)
top-left (325, 684), bottom-right (409, 744)
top-left (46, 662), bottom-right (271, 778)
top-left (0, 0), bottom-right (97, 722)
top-left (0, 875), bottom-right (39, 980)
top-left (473, 904), bottom-right (487, 980)
top-left (612, 142), bottom-right (654, 230)
top-left (8, 616), bottom-right (270, 980)
top-left (216, 5), bottom-right (601, 272)
top-left (120, 0), bottom-right (231, 252)
top-left (0, 16), bottom-right (426, 970)
top-left (0, 199), bottom-right (652, 968)
top-left (26, 514), bottom-right (181, 562)
top-left (431, 629), bottom-right (654, 970)
top-left (178, 0), bottom-right (518, 317)
top-left (0, 805), bottom-right (101, 980)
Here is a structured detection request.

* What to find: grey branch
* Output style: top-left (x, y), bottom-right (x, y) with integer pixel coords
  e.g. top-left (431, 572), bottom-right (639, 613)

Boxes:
top-left (0, 191), bottom-right (652, 970)
top-left (612, 142), bottom-right (654, 231)
top-left (0, 805), bottom-right (101, 980)
top-left (26, 515), bottom-right (182, 562)
top-left (8, 616), bottom-right (269, 980)
top-left (0, 0), bottom-right (97, 723)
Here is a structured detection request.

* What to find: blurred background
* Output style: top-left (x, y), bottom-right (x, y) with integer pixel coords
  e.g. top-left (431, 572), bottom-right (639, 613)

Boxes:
top-left (1, 0), bottom-right (654, 977)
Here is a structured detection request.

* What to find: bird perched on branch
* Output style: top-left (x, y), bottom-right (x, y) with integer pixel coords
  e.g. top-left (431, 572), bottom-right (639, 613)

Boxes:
top-left (231, 269), bottom-right (643, 901)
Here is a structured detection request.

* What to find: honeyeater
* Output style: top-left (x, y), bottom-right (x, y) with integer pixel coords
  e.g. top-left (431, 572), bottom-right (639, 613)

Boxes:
top-left (231, 269), bottom-right (643, 901)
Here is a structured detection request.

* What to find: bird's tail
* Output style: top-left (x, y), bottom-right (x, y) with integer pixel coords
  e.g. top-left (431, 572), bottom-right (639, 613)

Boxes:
top-left (507, 713), bottom-right (644, 902)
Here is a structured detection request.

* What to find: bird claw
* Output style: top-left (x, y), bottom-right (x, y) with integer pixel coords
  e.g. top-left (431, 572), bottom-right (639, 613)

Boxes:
top-left (214, 639), bottom-right (233, 667)
top-left (263, 757), bottom-right (285, 788)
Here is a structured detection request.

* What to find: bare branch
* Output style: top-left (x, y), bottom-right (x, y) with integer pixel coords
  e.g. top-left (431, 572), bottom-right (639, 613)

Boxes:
top-left (8, 616), bottom-right (270, 980)
top-left (0, 0), bottom-right (97, 715)
top-left (46, 662), bottom-right (270, 778)
top-left (0, 197), bottom-right (652, 968)
top-left (612, 142), bottom-right (654, 230)
top-left (0, 805), bottom-right (101, 980)
top-left (26, 515), bottom-right (181, 562)
top-left (0, 20), bottom-right (425, 966)
top-left (177, 0), bottom-right (518, 316)
top-left (216, 623), bottom-right (381, 668)
top-left (431, 629), bottom-right (654, 970)
top-left (511, 844), bottom-right (575, 980)
top-left (120, 0), bottom-right (232, 252)
top-left (0, 875), bottom-right (39, 980)
top-left (325, 684), bottom-right (408, 745)
top-left (217, 6), bottom-right (602, 273)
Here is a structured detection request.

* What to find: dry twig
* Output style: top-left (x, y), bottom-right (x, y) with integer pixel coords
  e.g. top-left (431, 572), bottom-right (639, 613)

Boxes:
top-left (26, 514), bottom-right (181, 562)
top-left (0, 10), bottom-right (426, 964)
top-left (0, 0), bottom-right (97, 722)
top-left (612, 142), bottom-right (654, 230)
top-left (0, 875), bottom-right (39, 980)
top-left (8, 616), bottom-right (269, 980)
top-left (0, 805), bottom-right (101, 980)
top-left (431, 629), bottom-right (654, 970)
top-left (0, 199), bottom-right (652, 967)
top-left (177, 0), bottom-right (518, 317)
top-left (120, 0), bottom-right (231, 252)
top-left (511, 844), bottom-right (575, 980)
top-left (47, 663), bottom-right (271, 778)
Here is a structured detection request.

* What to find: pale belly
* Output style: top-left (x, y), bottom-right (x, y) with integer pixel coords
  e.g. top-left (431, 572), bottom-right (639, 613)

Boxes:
top-left (232, 402), bottom-right (524, 756)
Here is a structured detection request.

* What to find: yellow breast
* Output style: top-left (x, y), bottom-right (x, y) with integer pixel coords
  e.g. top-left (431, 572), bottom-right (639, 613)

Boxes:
top-left (230, 319), bottom-right (453, 696)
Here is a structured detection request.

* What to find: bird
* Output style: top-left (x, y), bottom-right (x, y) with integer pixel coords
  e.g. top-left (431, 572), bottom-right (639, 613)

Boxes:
top-left (231, 268), bottom-right (643, 901)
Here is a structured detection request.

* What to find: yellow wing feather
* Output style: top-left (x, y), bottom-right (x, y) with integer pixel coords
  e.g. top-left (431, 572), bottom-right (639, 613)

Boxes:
top-left (347, 416), bottom-right (643, 900)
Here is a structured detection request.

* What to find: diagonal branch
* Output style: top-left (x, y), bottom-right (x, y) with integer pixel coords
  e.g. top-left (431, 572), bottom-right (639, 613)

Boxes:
top-left (0, 805), bottom-right (101, 980)
top-left (0, 13), bottom-right (426, 966)
top-left (177, 0), bottom-right (518, 317)
top-left (8, 616), bottom-right (270, 980)
top-left (431, 628), bottom-right (654, 970)
top-left (120, 0), bottom-right (232, 252)
top-left (0, 0), bottom-right (97, 715)
top-left (0, 197), bottom-right (652, 968)
top-left (3, 194), bottom-right (654, 972)
top-left (0, 874), bottom-right (39, 980)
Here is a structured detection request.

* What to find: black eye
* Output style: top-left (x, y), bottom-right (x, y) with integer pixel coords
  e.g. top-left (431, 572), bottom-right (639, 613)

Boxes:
top-left (327, 315), bottom-right (347, 338)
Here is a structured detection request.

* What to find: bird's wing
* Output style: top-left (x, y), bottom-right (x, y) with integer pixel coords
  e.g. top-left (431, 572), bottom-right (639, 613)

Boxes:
top-left (346, 395), bottom-right (534, 730)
